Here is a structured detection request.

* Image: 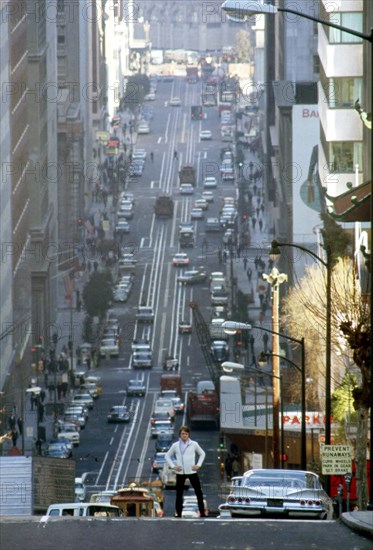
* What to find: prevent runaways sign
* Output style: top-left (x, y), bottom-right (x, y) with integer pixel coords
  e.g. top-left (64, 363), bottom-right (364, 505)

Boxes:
top-left (321, 445), bottom-right (352, 475)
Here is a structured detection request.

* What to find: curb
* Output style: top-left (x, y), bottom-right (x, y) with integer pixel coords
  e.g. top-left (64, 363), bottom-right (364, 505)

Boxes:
top-left (340, 511), bottom-right (373, 539)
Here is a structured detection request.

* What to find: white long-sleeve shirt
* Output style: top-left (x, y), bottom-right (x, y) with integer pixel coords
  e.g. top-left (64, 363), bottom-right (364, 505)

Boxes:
top-left (165, 438), bottom-right (206, 475)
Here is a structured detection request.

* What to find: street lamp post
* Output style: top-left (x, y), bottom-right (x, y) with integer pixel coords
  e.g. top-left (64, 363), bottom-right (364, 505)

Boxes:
top-left (222, 0), bottom-right (373, 510)
top-left (262, 268), bottom-right (287, 468)
top-left (222, 321), bottom-right (307, 470)
top-left (269, 240), bottom-right (332, 457)
top-left (259, 351), bottom-right (306, 470)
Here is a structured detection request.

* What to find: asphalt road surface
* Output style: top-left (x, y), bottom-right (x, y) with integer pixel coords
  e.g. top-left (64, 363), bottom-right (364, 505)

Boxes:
top-left (1, 517), bottom-right (372, 550)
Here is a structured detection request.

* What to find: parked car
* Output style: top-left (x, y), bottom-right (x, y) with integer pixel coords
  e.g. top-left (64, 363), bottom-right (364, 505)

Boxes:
top-left (80, 383), bottom-right (99, 399)
top-left (219, 469), bottom-right (333, 519)
top-left (132, 148), bottom-right (147, 161)
top-left (65, 404), bottom-right (88, 421)
top-left (57, 423), bottom-right (80, 446)
top-left (137, 121), bottom-right (150, 133)
top-left (127, 379), bottom-right (146, 397)
top-left (129, 161), bottom-right (144, 177)
top-left (71, 393), bottom-right (94, 409)
top-left (116, 220), bottom-right (130, 234)
top-left (107, 405), bottom-right (130, 423)
top-left (44, 441), bottom-right (72, 459)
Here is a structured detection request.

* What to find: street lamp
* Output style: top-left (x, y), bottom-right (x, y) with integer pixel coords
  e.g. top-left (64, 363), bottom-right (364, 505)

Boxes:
top-left (269, 239), bottom-right (332, 456)
top-left (259, 351), bottom-right (307, 471)
top-left (222, 0), bottom-right (373, 509)
top-left (262, 268), bottom-right (287, 468)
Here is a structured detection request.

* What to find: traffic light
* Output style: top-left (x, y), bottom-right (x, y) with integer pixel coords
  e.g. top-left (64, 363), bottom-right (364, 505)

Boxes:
top-left (219, 435), bottom-right (226, 450)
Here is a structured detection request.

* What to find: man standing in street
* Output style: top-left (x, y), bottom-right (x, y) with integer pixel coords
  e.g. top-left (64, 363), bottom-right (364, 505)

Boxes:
top-left (165, 425), bottom-right (206, 518)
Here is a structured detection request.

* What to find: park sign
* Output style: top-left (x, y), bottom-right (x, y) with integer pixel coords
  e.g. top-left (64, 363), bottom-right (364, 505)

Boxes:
top-left (321, 444), bottom-right (353, 475)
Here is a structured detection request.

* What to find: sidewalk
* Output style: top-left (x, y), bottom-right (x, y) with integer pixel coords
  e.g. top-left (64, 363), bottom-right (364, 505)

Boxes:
top-left (341, 511), bottom-right (373, 539)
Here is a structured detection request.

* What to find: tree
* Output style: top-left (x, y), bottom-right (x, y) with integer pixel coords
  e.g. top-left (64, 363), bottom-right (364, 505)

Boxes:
top-left (120, 73), bottom-right (150, 112)
top-left (234, 30), bottom-right (252, 63)
top-left (281, 257), bottom-right (370, 508)
top-left (82, 271), bottom-right (113, 321)
top-left (332, 372), bottom-right (357, 441)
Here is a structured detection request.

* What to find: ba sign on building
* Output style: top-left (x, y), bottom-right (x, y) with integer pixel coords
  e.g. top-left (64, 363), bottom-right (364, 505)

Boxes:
top-left (321, 445), bottom-right (352, 475)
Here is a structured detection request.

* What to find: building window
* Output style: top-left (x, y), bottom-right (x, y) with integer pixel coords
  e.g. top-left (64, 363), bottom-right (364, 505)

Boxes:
top-left (328, 77), bottom-right (362, 109)
top-left (58, 35), bottom-right (65, 45)
top-left (313, 55), bottom-right (320, 75)
top-left (57, 0), bottom-right (64, 13)
top-left (330, 142), bottom-right (362, 173)
top-left (327, 12), bottom-right (363, 44)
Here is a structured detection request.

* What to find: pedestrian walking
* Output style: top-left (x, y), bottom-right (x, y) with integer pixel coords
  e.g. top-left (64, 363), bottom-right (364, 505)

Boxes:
top-left (225, 455), bottom-right (233, 481)
top-left (38, 402), bottom-right (44, 423)
top-left (231, 458), bottom-right (240, 477)
top-left (173, 150), bottom-right (178, 160)
top-left (247, 267), bottom-right (252, 283)
top-left (243, 257), bottom-right (248, 270)
top-left (150, 151), bottom-right (154, 162)
top-left (262, 333), bottom-right (269, 353)
top-left (8, 414), bottom-right (16, 431)
top-left (258, 218), bottom-right (263, 232)
top-left (249, 335), bottom-right (255, 355)
top-left (165, 425), bottom-right (206, 518)
top-left (251, 217), bottom-right (257, 229)
top-left (17, 417), bottom-right (23, 436)
top-left (11, 429), bottom-right (18, 447)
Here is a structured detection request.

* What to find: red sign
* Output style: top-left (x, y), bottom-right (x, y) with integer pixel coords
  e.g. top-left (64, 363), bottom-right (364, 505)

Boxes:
top-left (330, 460), bottom-right (370, 500)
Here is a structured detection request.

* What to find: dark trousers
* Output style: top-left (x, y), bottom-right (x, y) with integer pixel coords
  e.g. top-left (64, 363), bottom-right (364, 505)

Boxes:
top-left (175, 473), bottom-right (205, 517)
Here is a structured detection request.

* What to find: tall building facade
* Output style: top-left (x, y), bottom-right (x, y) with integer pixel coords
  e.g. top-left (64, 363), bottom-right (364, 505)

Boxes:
top-left (318, 0), bottom-right (364, 196)
top-left (0, 0), bottom-right (15, 390)
top-left (0, 1), bottom-right (31, 390)
top-left (56, 0), bottom-right (103, 246)
top-left (261, 0), bottom-right (320, 250)
top-left (27, 0), bottom-right (59, 350)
